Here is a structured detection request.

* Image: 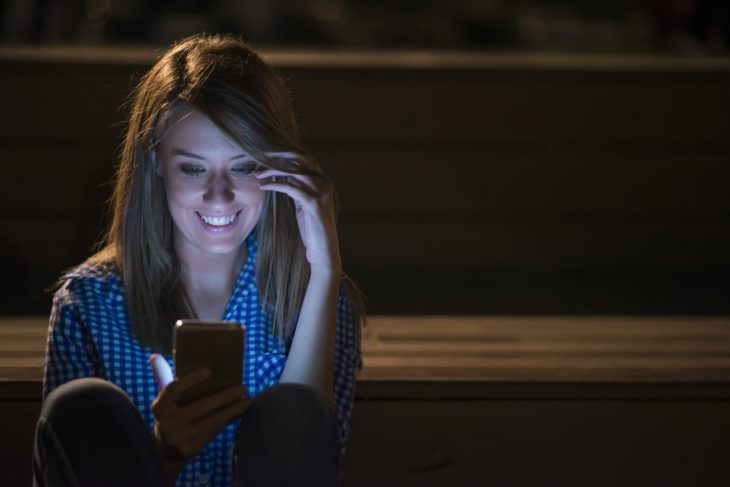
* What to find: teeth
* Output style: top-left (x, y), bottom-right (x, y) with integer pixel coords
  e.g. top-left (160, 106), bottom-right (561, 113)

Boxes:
top-left (199, 213), bottom-right (236, 226)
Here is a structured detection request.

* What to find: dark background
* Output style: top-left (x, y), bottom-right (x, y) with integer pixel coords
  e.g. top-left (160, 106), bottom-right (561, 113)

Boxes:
top-left (0, 0), bottom-right (729, 317)
top-left (2, 0), bottom-right (729, 52)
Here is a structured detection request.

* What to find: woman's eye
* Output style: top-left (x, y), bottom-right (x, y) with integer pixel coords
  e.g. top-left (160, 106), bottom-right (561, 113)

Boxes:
top-left (232, 163), bottom-right (258, 176)
top-left (181, 165), bottom-right (205, 177)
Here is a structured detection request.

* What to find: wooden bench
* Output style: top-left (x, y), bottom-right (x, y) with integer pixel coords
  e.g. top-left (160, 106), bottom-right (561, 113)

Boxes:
top-left (3, 315), bottom-right (730, 485)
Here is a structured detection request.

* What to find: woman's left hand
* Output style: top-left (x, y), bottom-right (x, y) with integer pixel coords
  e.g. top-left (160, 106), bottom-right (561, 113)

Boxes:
top-left (256, 153), bottom-right (341, 275)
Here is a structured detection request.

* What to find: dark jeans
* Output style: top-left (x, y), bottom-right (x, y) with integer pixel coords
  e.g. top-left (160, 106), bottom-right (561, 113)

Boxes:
top-left (33, 378), bottom-right (341, 487)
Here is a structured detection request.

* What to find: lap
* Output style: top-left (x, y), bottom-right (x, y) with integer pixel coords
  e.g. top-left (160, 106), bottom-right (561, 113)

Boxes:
top-left (36, 379), bottom-right (340, 487)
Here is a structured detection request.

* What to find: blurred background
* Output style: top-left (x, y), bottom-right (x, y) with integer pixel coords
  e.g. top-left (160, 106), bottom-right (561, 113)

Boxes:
top-left (2, 4), bottom-right (730, 486)
top-left (1, 0), bottom-right (729, 53)
top-left (0, 0), bottom-right (729, 317)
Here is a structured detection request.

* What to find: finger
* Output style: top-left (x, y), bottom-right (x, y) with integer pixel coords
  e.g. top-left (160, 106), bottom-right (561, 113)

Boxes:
top-left (257, 179), bottom-right (319, 205)
top-left (154, 386), bottom-right (247, 444)
top-left (255, 168), bottom-right (315, 184)
top-left (149, 354), bottom-right (173, 389)
top-left (178, 384), bottom-right (249, 423)
top-left (263, 151), bottom-right (303, 162)
top-left (155, 367), bottom-right (212, 412)
top-left (259, 173), bottom-right (322, 194)
top-left (167, 396), bottom-right (252, 459)
top-left (257, 172), bottom-right (325, 199)
top-left (173, 366), bottom-right (212, 387)
top-left (187, 396), bottom-right (253, 443)
top-left (255, 168), bottom-right (294, 178)
top-left (255, 167), bottom-right (327, 189)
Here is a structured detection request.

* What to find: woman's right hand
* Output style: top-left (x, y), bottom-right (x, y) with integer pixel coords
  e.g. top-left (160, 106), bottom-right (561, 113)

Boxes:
top-left (150, 366), bottom-right (252, 485)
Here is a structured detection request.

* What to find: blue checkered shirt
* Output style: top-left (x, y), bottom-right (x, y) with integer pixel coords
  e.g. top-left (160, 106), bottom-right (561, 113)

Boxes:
top-left (43, 234), bottom-right (362, 486)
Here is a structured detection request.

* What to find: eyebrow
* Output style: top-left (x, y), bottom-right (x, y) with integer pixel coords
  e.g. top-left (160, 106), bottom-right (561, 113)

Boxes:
top-left (170, 148), bottom-right (251, 161)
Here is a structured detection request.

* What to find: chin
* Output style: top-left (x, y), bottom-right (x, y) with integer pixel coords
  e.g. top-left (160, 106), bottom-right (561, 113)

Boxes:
top-left (197, 237), bottom-right (247, 256)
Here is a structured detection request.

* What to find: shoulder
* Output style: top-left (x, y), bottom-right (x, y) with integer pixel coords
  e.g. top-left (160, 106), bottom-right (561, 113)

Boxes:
top-left (50, 259), bottom-right (128, 340)
top-left (54, 259), bottom-right (124, 308)
top-left (61, 258), bottom-right (119, 282)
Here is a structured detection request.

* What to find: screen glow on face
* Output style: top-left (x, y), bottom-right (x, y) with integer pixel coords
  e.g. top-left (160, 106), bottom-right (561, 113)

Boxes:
top-left (156, 109), bottom-right (265, 260)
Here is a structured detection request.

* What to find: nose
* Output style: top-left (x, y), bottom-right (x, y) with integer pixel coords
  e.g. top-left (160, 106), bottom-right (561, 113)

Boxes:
top-left (202, 171), bottom-right (235, 205)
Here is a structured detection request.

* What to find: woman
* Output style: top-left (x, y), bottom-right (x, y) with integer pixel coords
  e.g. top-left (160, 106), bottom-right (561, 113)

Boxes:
top-left (33, 33), bottom-right (363, 487)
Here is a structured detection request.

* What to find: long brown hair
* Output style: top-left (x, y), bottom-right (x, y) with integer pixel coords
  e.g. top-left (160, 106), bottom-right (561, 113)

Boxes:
top-left (93, 33), bottom-right (363, 353)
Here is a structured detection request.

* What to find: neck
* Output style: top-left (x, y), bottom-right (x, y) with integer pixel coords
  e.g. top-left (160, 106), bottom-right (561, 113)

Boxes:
top-left (175, 239), bottom-right (247, 301)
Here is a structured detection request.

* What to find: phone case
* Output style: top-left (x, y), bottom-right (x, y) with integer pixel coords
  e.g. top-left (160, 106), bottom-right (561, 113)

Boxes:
top-left (174, 320), bottom-right (246, 404)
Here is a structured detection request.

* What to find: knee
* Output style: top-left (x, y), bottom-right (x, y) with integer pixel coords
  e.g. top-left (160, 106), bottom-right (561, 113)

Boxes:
top-left (41, 377), bottom-right (130, 425)
top-left (255, 383), bottom-right (334, 427)
top-left (257, 383), bottom-right (327, 408)
top-left (237, 384), bottom-right (341, 485)
top-left (242, 383), bottom-right (339, 442)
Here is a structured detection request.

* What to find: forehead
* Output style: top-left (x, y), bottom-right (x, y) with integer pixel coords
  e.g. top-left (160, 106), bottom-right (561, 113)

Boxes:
top-left (158, 108), bottom-right (245, 156)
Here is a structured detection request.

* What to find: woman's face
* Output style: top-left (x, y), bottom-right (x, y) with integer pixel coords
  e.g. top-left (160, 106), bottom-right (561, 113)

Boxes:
top-left (156, 109), bottom-right (264, 259)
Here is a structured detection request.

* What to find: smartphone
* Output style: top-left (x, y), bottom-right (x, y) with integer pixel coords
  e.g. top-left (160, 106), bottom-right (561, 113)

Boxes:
top-left (174, 320), bottom-right (246, 405)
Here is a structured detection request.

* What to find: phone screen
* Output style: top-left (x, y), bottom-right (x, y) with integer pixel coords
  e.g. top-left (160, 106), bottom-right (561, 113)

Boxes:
top-left (174, 320), bottom-right (246, 404)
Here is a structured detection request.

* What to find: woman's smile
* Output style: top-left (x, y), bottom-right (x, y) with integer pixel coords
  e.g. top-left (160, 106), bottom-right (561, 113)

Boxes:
top-left (196, 210), bottom-right (240, 232)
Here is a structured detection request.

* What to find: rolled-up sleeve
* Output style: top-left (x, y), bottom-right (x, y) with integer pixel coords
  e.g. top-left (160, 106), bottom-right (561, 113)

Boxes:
top-left (332, 288), bottom-right (363, 449)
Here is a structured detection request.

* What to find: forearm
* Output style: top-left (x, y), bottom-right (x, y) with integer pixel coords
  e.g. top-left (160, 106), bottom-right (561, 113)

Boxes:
top-left (280, 267), bottom-right (340, 407)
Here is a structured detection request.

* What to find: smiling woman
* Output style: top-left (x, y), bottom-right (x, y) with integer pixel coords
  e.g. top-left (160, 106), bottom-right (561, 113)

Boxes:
top-left (156, 109), bottom-right (265, 266)
top-left (33, 33), bottom-right (363, 487)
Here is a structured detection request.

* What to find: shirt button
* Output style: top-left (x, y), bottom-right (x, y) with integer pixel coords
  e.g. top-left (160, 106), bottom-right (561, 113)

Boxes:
top-left (199, 473), bottom-right (209, 484)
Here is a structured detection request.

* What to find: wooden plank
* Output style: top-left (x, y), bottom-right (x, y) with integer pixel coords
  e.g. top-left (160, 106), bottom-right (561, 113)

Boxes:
top-left (359, 316), bottom-right (730, 380)
top-left (363, 341), bottom-right (730, 355)
top-left (4, 47), bottom-right (730, 71)
top-left (366, 316), bottom-right (730, 333)
top-left (2, 315), bottom-right (730, 383)
top-left (361, 356), bottom-right (730, 369)
top-left (356, 370), bottom-right (730, 382)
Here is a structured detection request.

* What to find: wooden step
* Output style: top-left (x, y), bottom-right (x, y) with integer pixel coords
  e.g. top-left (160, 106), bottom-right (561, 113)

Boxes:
top-left (3, 315), bottom-right (730, 389)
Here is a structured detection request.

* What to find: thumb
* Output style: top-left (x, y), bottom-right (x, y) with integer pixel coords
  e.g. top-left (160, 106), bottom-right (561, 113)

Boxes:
top-left (150, 354), bottom-right (173, 389)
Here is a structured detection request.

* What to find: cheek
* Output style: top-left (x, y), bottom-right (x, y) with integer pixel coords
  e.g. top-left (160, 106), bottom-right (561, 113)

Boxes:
top-left (236, 181), bottom-right (266, 204)
top-left (164, 179), bottom-right (201, 206)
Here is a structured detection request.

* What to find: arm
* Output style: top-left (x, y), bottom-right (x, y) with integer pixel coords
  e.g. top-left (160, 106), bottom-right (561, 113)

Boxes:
top-left (256, 160), bottom-right (342, 407)
top-left (279, 268), bottom-right (339, 407)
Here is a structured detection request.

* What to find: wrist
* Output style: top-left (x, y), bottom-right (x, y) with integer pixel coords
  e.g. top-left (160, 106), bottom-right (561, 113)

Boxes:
top-left (153, 428), bottom-right (185, 486)
top-left (157, 449), bottom-right (184, 487)
top-left (309, 264), bottom-right (342, 283)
